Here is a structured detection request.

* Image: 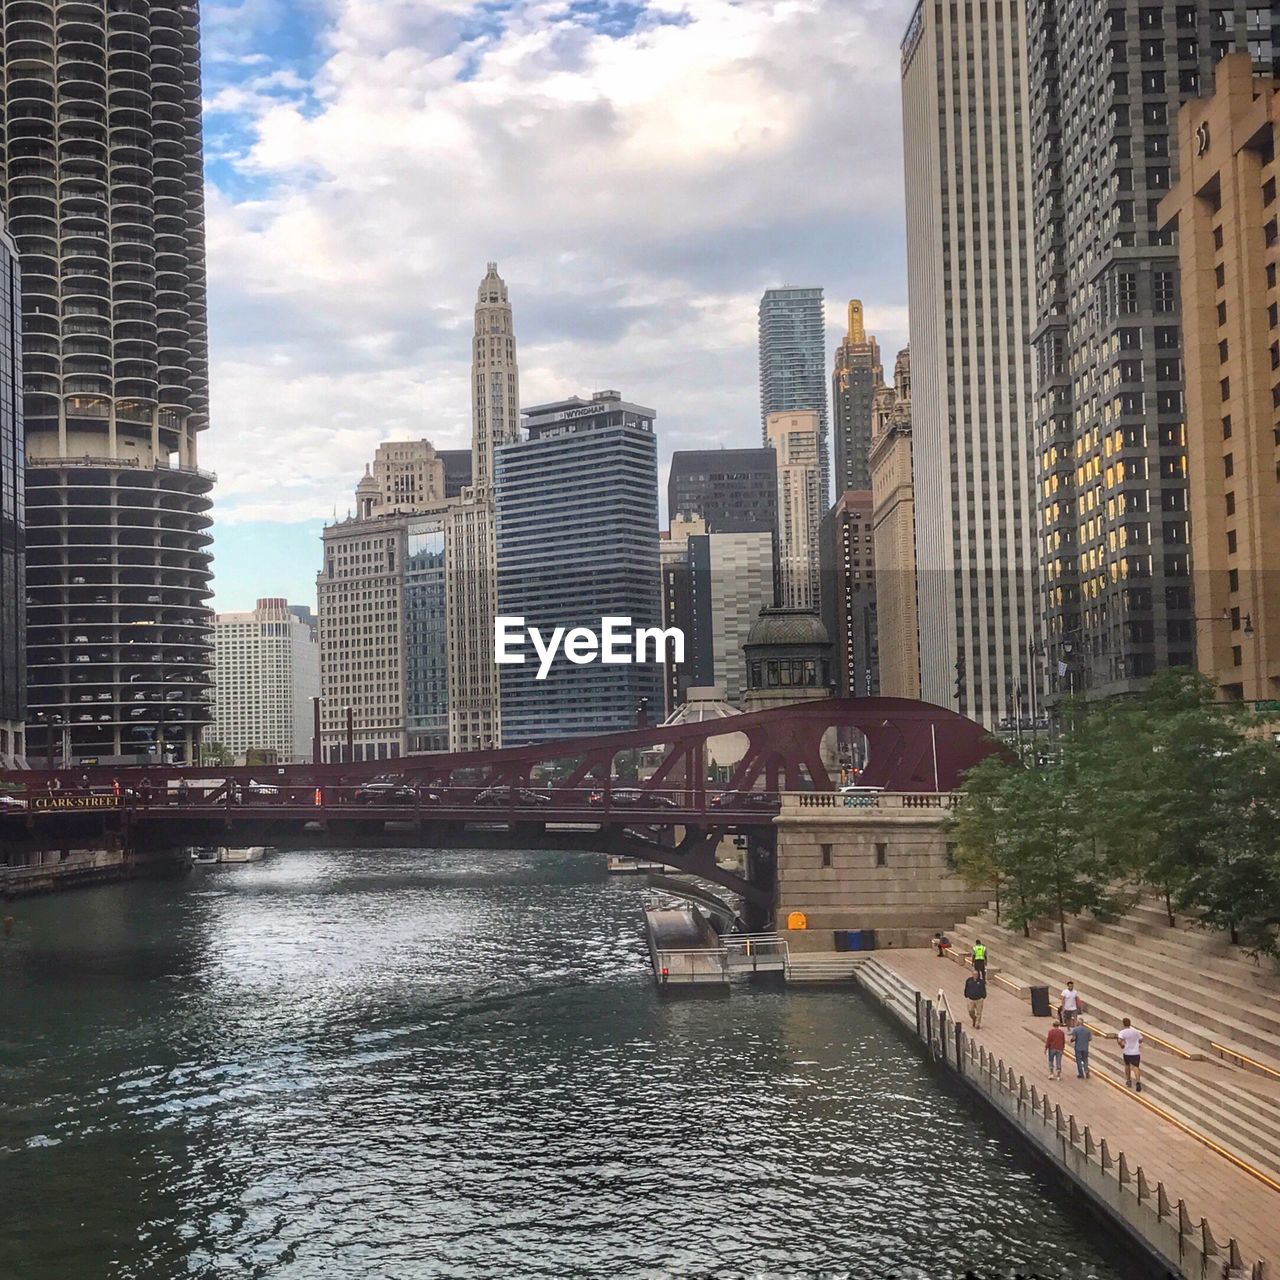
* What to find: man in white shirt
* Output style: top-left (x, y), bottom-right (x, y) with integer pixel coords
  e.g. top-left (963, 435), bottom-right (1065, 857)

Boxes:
top-left (1116, 1018), bottom-right (1143, 1092)
top-left (1060, 980), bottom-right (1081, 1026)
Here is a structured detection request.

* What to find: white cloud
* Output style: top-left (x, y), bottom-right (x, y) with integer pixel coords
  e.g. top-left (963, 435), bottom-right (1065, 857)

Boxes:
top-left (204, 0), bottom-right (915, 525)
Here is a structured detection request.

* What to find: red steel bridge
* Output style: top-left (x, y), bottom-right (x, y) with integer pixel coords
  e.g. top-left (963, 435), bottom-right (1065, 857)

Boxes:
top-left (1, 698), bottom-right (999, 911)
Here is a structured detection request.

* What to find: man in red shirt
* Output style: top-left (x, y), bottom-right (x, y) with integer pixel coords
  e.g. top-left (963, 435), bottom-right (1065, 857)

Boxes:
top-left (1045, 1021), bottom-right (1066, 1080)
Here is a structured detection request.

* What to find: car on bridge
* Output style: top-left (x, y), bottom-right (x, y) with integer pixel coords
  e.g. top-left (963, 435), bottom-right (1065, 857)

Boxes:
top-left (708, 790), bottom-right (780, 811)
top-left (474, 784), bottom-right (550, 807)
top-left (353, 778), bottom-right (441, 806)
top-left (588, 788), bottom-right (680, 809)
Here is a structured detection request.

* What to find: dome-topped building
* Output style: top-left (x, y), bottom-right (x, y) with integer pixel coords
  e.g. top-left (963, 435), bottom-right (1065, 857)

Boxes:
top-left (746, 608), bottom-right (833, 650)
top-left (743, 607), bottom-right (834, 712)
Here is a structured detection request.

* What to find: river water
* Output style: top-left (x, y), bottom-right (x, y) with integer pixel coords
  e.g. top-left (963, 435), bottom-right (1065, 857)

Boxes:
top-left (0, 848), bottom-right (1132, 1279)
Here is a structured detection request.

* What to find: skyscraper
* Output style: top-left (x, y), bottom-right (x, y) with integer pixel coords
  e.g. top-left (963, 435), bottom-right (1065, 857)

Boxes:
top-left (446, 263), bottom-right (519, 749)
top-left (495, 392), bottom-right (661, 742)
top-left (667, 447), bottom-right (778, 533)
top-left (0, 215), bottom-right (24, 767)
top-left (1, 4), bottom-right (213, 763)
top-left (766, 410), bottom-right (822, 612)
top-left (759, 287), bottom-right (830, 505)
top-left (687, 529), bottom-right (775, 706)
top-left (870, 348), bottom-right (921, 700)
top-left (212, 599), bottom-right (320, 763)
top-left (316, 454), bottom-right (451, 762)
top-left (901, 1), bottom-right (1040, 727)
top-left (819, 491), bottom-right (878, 699)
top-left (1159, 55), bottom-right (1280, 702)
top-left (831, 300), bottom-right (883, 494)
top-left (1027, 0), bottom-right (1255, 699)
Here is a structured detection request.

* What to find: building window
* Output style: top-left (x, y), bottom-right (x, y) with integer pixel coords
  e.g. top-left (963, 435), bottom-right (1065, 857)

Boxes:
top-left (820, 843), bottom-right (833, 868)
top-left (875, 842), bottom-right (888, 867)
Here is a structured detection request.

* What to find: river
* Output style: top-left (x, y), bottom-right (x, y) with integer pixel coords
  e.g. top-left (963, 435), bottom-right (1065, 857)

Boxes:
top-left (0, 847), bottom-right (1133, 1278)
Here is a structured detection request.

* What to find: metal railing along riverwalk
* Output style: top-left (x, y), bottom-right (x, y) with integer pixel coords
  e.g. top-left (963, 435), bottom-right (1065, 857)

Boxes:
top-left (911, 986), bottom-right (1272, 1279)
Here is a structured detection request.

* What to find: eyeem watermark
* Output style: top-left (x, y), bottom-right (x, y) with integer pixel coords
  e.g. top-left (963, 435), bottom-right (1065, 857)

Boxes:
top-left (495, 616), bottom-right (684, 680)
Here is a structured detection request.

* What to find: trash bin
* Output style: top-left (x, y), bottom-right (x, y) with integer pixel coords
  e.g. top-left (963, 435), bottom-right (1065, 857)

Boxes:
top-left (834, 930), bottom-right (850, 953)
top-left (860, 928), bottom-right (877, 952)
top-left (1030, 985), bottom-right (1052, 1017)
top-left (847, 930), bottom-right (864, 952)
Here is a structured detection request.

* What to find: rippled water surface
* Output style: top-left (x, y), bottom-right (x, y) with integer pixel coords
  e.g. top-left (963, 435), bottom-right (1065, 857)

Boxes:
top-left (0, 848), bottom-right (1131, 1278)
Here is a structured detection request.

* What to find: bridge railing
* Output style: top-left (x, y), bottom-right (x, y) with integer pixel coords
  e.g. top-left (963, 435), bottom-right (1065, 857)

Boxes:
top-left (8, 780), bottom-right (798, 817)
top-left (780, 791), bottom-right (957, 811)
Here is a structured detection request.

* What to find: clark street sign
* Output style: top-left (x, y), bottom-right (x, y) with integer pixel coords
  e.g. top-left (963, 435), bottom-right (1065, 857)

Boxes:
top-left (494, 617), bottom-right (684, 680)
top-left (31, 794), bottom-right (121, 812)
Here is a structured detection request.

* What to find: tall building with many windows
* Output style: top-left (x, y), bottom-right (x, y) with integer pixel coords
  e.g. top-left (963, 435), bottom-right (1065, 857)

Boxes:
top-left (446, 263), bottom-right (520, 749)
top-left (870, 348), bottom-right (921, 700)
top-left (901, 0), bottom-right (1040, 726)
top-left (1, 3), bottom-right (213, 764)
top-left (819, 491), bottom-right (878, 698)
top-left (759, 287), bottom-right (830, 506)
top-left (1028, 0), bottom-right (1255, 700)
top-left (1159, 55), bottom-right (1279, 702)
top-left (766, 410), bottom-right (823, 612)
top-left (495, 392), bottom-right (661, 742)
top-left (212, 599), bottom-right (319, 763)
top-left (317, 455), bottom-right (451, 762)
top-left (0, 215), bottom-right (23, 766)
top-left (831, 301), bottom-right (883, 494)
top-left (667, 447), bottom-right (777, 533)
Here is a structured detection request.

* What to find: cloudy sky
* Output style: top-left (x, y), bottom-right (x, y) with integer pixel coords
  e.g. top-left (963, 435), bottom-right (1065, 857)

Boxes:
top-left (201, 0), bottom-right (916, 610)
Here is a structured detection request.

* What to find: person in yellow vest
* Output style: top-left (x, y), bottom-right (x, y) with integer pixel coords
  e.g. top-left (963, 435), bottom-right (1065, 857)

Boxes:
top-left (970, 939), bottom-right (987, 978)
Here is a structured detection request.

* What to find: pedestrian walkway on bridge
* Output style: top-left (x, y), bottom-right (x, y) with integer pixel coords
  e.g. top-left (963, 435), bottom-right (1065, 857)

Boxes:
top-left (877, 950), bottom-right (1280, 1269)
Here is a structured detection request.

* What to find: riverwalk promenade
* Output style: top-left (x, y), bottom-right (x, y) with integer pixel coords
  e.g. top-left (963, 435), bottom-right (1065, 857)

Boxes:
top-left (875, 949), bottom-right (1280, 1271)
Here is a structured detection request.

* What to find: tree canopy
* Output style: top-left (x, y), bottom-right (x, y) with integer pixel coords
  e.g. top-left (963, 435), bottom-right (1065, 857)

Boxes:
top-left (948, 671), bottom-right (1280, 954)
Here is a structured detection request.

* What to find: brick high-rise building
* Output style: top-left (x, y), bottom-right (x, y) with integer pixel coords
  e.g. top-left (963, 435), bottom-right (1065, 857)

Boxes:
top-left (1028, 0), bottom-right (1257, 699)
top-left (870, 348), bottom-right (921, 700)
top-left (1159, 55), bottom-right (1280, 701)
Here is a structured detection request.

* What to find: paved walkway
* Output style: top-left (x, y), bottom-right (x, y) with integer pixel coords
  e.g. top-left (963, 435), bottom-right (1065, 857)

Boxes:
top-left (880, 949), bottom-right (1280, 1268)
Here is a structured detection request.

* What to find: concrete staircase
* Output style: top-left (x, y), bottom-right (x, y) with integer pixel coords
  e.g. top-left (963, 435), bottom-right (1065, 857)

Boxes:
top-left (948, 898), bottom-right (1280, 1183)
top-left (856, 958), bottom-right (918, 1027)
top-left (785, 952), bottom-right (867, 984)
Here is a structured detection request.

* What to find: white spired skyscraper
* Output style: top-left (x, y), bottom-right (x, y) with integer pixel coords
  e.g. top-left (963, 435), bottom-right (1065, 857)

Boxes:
top-left (445, 264), bottom-right (521, 749)
top-left (900, 1), bottom-right (1040, 728)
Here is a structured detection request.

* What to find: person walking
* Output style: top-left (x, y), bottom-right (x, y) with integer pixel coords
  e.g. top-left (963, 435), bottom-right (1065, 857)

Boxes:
top-left (1070, 1020), bottom-right (1093, 1078)
top-left (1060, 980), bottom-right (1081, 1026)
top-left (1045, 1021), bottom-right (1066, 1080)
top-left (970, 938), bottom-right (987, 978)
top-left (1117, 1018), bottom-right (1143, 1092)
top-left (964, 969), bottom-right (987, 1029)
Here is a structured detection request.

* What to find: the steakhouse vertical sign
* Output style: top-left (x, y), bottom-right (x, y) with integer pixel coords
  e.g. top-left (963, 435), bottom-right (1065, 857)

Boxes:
top-left (495, 617), bottom-right (684, 679)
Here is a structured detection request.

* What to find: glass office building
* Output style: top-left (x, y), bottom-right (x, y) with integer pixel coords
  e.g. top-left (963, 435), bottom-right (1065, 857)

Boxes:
top-left (495, 392), bottom-right (662, 743)
top-left (758, 287), bottom-right (831, 507)
top-left (404, 517), bottom-right (449, 753)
